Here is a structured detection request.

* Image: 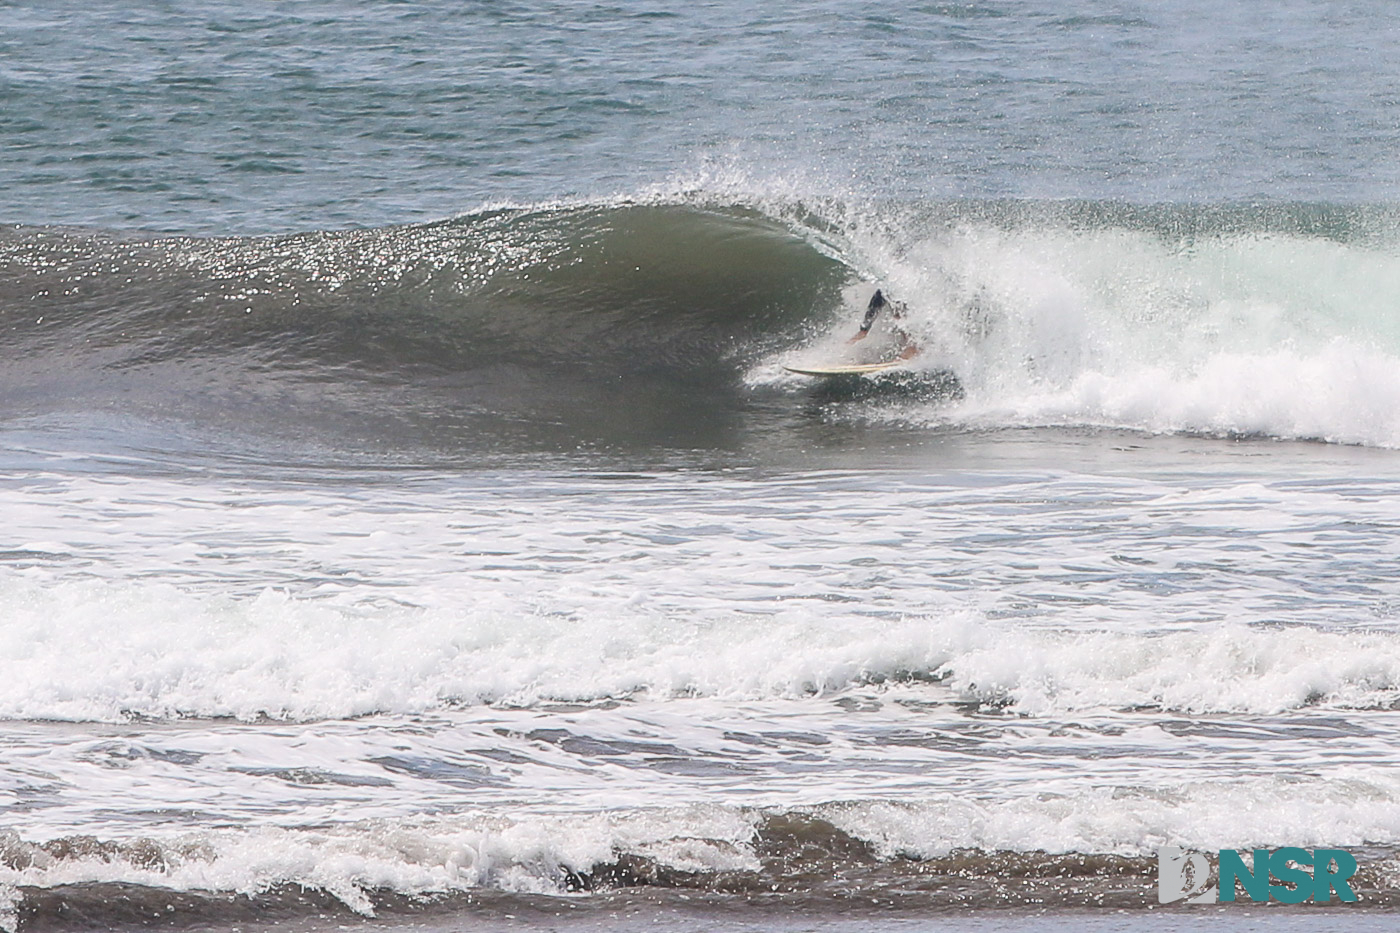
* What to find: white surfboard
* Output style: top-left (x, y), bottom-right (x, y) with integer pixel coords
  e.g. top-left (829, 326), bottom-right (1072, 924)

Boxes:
top-left (783, 359), bottom-right (907, 377)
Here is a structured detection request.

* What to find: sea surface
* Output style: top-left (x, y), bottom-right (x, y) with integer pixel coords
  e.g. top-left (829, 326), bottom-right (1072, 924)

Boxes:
top-left (3, 2), bottom-right (1400, 930)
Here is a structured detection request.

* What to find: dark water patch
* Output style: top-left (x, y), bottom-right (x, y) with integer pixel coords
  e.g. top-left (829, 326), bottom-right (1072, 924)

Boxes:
top-left (724, 730), bottom-right (831, 747)
top-left (15, 886), bottom-right (1400, 933)
top-left (637, 757), bottom-right (759, 777)
top-left (1156, 715), bottom-right (1376, 741)
top-left (232, 766), bottom-right (394, 787)
top-left (77, 742), bottom-right (204, 767)
top-left (0, 549), bottom-right (71, 566)
top-left (518, 728), bottom-right (688, 758)
top-left (12, 882), bottom-right (435, 932)
top-left (367, 754), bottom-right (506, 787)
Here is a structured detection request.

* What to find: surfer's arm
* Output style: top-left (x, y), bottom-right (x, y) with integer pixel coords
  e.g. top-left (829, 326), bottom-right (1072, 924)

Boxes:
top-left (848, 303), bottom-right (881, 342)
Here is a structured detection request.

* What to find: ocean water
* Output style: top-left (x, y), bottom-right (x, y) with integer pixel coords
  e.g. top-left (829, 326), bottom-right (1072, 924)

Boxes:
top-left (4, 2), bottom-right (1400, 930)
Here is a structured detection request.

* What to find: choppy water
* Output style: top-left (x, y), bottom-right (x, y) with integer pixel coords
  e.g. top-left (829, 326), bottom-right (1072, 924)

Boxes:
top-left (4, 2), bottom-right (1400, 930)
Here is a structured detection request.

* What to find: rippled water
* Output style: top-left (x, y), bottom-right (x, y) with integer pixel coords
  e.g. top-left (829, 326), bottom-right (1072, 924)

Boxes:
top-left (5, 1), bottom-right (1400, 232)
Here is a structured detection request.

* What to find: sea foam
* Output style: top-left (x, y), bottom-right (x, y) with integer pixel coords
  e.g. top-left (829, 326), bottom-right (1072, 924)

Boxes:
top-left (753, 199), bottom-right (1400, 448)
top-left (4, 572), bottom-right (1399, 722)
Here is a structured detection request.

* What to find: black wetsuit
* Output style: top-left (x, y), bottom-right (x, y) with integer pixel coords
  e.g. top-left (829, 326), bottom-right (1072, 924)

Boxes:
top-left (858, 289), bottom-right (903, 334)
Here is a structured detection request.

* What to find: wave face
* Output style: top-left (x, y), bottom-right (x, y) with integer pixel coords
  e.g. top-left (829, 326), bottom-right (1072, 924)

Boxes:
top-left (0, 202), bottom-right (846, 456)
top-left (7, 198), bottom-right (1400, 458)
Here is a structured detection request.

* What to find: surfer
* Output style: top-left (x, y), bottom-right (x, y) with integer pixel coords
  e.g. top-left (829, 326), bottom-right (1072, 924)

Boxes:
top-left (848, 289), bottom-right (919, 360)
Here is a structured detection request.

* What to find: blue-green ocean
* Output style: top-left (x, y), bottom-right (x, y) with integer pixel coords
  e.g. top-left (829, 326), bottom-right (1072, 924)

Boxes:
top-left (4, 3), bottom-right (1400, 931)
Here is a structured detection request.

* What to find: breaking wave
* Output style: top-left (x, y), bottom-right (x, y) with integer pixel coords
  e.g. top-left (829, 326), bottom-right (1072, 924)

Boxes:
top-left (6, 195), bottom-right (1400, 452)
top-left (5, 800), bottom-right (1400, 931)
top-left (4, 573), bottom-right (1400, 723)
